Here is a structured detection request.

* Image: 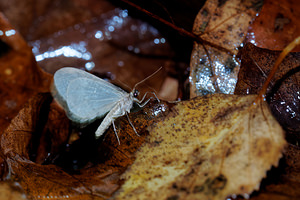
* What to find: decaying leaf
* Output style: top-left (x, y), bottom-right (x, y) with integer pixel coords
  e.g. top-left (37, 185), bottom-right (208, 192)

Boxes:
top-left (0, 181), bottom-right (26, 200)
top-left (248, 144), bottom-right (300, 200)
top-left (0, 0), bottom-right (116, 41)
top-left (246, 0), bottom-right (300, 51)
top-left (0, 12), bottom-right (51, 134)
top-left (235, 43), bottom-right (300, 142)
top-left (114, 94), bottom-right (286, 200)
top-left (190, 0), bottom-right (262, 97)
top-left (0, 91), bottom-right (169, 199)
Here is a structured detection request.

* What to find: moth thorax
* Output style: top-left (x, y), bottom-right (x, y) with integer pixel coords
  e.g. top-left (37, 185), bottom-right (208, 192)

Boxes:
top-left (120, 94), bottom-right (134, 112)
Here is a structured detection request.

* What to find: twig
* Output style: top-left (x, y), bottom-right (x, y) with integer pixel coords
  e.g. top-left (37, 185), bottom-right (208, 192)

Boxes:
top-left (120, 0), bottom-right (235, 56)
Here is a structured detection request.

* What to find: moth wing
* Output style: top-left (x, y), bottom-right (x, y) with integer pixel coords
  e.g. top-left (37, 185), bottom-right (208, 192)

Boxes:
top-left (66, 77), bottom-right (127, 125)
top-left (51, 67), bottom-right (128, 126)
top-left (52, 67), bottom-right (124, 104)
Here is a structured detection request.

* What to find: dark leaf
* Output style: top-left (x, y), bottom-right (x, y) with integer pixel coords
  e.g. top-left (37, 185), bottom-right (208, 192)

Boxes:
top-left (235, 43), bottom-right (300, 143)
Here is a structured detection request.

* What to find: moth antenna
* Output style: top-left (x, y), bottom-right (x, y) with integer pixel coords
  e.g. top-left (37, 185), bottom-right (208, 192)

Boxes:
top-left (133, 67), bottom-right (163, 90)
top-left (116, 78), bottom-right (132, 92)
top-left (147, 85), bottom-right (158, 94)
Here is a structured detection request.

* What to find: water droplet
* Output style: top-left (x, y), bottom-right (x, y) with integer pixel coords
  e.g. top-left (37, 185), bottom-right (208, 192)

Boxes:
top-left (118, 61), bottom-right (124, 67)
top-left (85, 62), bottom-right (95, 71)
top-left (108, 25), bottom-right (115, 32)
top-left (154, 38), bottom-right (160, 44)
top-left (5, 29), bottom-right (16, 37)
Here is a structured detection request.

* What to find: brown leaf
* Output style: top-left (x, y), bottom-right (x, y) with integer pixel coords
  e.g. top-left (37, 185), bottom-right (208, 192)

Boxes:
top-left (114, 94), bottom-right (286, 200)
top-left (0, 12), bottom-right (51, 135)
top-left (189, 0), bottom-right (262, 97)
top-left (235, 43), bottom-right (300, 142)
top-left (0, 92), bottom-right (169, 199)
top-left (246, 0), bottom-right (300, 51)
top-left (0, 181), bottom-right (26, 200)
top-left (0, 0), bottom-right (115, 41)
top-left (33, 100), bottom-right (70, 164)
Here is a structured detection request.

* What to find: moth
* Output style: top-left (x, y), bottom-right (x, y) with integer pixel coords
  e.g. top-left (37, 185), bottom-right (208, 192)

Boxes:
top-left (51, 67), bottom-right (160, 144)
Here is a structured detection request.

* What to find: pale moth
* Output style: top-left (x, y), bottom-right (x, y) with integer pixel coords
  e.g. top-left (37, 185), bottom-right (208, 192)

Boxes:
top-left (51, 67), bottom-right (160, 144)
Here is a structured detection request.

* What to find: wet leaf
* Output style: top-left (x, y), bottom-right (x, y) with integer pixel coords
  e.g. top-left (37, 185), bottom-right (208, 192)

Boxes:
top-left (246, 0), bottom-right (300, 51)
top-left (28, 8), bottom-right (176, 100)
top-left (0, 12), bottom-right (51, 135)
top-left (235, 43), bottom-right (300, 143)
top-left (114, 94), bottom-right (286, 200)
top-left (0, 0), bottom-right (115, 41)
top-left (189, 0), bottom-right (263, 97)
top-left (0, 92), bottom-right (169, 199)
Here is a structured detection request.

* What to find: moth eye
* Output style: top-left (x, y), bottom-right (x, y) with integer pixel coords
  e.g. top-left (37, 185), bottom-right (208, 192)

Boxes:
top-left (133, 89), bottom-right (140, 97)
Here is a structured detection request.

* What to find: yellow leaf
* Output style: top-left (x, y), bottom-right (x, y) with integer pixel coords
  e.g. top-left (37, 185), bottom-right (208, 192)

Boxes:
top-left (114, 94), bottom-right (286, 200)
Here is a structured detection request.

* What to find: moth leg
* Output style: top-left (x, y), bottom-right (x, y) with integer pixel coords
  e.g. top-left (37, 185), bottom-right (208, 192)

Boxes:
top-left (126, 112), bottom-right (140, 137)
top-left (112, 120), bottom-right (121, 145)
top-left (140, 91), bottom-right (160, 103)
top-left (135, 92), bottom-right (160, 108)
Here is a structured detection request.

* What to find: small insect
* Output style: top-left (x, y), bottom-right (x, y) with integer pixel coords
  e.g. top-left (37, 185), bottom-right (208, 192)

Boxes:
top-left (51, 67), bottom-right (160, 144)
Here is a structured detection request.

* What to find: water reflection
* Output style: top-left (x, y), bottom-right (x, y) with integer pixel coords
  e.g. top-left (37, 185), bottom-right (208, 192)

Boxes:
top-left (0, 29), bottom-right (16, 37)
top-left (29, 8), bottom-right (168, 74)
top-left (35, 41), bottom-right (91, 62)
top-left (190, 45), bottom-right (240, 96)
top-left (247, 31), bottom-right (257, 46)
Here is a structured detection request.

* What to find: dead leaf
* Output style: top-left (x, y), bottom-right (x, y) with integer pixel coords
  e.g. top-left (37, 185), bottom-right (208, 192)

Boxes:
top-left (189, 0), bottom-right (262, 97)
top-left (114, 94), bottom-right (286, 200)
top-left (235, 43), bottom-right (300, 142)
top-left (32, 100), bottom-right (70, 164)
top-left (0, 181), bottom-right (26, 200)
top-left (0, 0), bottom-right (115, 41)
top-left (246, 0), bottom-right (300, 51)
top-left (0, 92), bottom-right (169, 199)
top-left (0, 12), bottom-right (51, 135)
top-left (246, 144), bottom-right (300, 200)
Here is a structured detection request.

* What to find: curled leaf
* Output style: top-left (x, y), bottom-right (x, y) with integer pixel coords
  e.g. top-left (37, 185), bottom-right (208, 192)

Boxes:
top-left (115, 94), bottom-right (286, 200)
top-left (0, 92), bottom-right (169, 199)
top-left (0, 12), bottom-right (51, 134)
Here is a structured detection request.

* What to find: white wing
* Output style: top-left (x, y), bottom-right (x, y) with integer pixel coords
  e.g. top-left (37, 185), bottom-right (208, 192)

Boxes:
top-left (52, 67), bottom-right (128, 126)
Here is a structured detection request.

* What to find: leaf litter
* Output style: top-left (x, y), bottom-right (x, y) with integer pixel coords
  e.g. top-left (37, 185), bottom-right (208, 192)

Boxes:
top-left (0, 91), bottom-right (170, 199)
top-left (0, 0), bottom-right (298, 199)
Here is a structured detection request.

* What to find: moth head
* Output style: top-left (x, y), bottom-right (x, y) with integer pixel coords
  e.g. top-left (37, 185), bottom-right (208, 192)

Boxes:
top-left (133, 89), bottom-right (140, 98)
